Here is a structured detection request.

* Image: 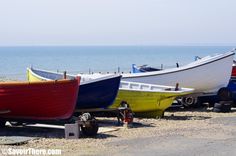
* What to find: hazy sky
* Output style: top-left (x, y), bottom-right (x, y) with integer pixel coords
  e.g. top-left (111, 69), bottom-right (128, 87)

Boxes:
top-left (0, 0), bottom-right (235, 46)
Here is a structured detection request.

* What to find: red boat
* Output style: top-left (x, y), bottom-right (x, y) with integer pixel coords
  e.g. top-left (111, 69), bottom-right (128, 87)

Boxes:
top-left (0, 79), bottom-right (79, 125)
top-left (232, 66), bottom-right (236, 77)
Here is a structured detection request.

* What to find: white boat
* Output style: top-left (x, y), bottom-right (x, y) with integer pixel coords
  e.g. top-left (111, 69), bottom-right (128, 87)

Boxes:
top-left (122, 52), bottom-right (234, 94)
top-left (79, 51), bottom-right (235, 95)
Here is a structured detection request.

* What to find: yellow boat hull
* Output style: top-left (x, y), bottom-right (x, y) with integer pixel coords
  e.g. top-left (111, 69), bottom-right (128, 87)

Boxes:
top-left (27, 70), bottom-right (44, 82)
top-left (110, 90), bottom-right (185, 118)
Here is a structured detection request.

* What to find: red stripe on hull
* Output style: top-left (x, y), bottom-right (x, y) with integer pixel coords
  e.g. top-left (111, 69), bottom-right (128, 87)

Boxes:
top-left (0, 79), bottom-right (79, 121)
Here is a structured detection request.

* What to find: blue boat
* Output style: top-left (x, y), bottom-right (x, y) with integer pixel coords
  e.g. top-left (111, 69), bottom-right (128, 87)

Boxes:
top-left (27, 68), bottom-right (121, 109)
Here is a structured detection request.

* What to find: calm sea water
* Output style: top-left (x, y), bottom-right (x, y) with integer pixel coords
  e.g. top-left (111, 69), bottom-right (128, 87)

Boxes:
top-left (0, 46), bottom-right (235, 80)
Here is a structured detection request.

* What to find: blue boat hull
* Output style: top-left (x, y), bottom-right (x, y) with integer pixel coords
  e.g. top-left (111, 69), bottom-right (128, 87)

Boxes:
top-left (27, 68), bottom-right (121, 109)
top-left (77, 76), bottom-right (121, 109)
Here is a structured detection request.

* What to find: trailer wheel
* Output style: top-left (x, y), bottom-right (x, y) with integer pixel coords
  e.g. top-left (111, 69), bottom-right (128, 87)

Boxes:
top-left (81, 118), bottom-right (99, 136)
top-left (218, 87), bottom-right (232, 101)
top-left (182, 97), bottom-right (199, 107)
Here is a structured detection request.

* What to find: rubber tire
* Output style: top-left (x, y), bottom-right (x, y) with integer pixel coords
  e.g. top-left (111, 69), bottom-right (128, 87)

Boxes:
top-left (182, 97), bottom-right (197, 107)
top-left (219, 101), bottom-right (233, 105)
top-left (213, 101), bottom-right (232, 113)
top-left (221, 103), bottom-right (232, 113)
top-left (213, 107), bottom-right (221, 112)
top-left (81, 119), bottom-right (99, 137)
top-left (214, 103), bottom-right (223, 109)
top-left (218, 88), bottom-right (232, 101)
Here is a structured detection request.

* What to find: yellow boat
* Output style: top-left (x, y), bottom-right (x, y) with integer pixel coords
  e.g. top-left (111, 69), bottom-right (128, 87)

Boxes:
top-left (110, 81), bottom-right (194, 118)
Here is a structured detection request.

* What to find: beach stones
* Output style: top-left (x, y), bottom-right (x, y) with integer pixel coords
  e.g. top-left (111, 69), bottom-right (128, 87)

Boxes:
top-left (0, 136), bottom-right (36, 145)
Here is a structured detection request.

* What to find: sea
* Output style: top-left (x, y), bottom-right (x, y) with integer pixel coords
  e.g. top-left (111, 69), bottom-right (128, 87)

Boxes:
top-left (0, 46), bottom-right (235, 80)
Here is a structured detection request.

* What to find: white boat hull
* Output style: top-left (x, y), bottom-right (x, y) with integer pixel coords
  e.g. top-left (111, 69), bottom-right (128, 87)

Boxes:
top-left (122, 52), bottom-right (234, 94)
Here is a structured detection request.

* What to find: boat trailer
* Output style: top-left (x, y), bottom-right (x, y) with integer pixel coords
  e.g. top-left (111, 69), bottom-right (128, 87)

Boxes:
top-left (66, 105), bottom-right (133, 139)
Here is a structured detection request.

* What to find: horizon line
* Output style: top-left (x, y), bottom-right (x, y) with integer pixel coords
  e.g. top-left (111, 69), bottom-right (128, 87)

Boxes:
top-left (0, 43), bottom-right (235, 47)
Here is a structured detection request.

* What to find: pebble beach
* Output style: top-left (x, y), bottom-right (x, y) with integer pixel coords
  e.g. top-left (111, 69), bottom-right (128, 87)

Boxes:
top-left (1, 107), bottom-right (236, 156)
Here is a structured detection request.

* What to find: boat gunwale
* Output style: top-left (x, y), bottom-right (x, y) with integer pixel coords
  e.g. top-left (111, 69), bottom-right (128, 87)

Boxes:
top-left (0, 79), bottom-right (76, 86)
top-left (28, 67), bottom-right (121, 85)
top-left (119, 87), bottom-right (193, 94)
top-left (120, 81), bottom-right (194, 93)
top-left (122, 52), bottom-right (235, 78)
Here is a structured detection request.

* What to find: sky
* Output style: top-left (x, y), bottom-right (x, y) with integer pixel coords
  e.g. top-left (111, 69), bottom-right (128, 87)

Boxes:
top-left (0, 0), bottom-right (236, 46)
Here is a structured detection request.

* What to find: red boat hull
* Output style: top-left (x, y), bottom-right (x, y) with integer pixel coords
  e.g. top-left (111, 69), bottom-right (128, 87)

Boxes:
top-left (0, 79), bottom-right (79, 121)
top-left (232, 66), bottom-right (236, 77)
